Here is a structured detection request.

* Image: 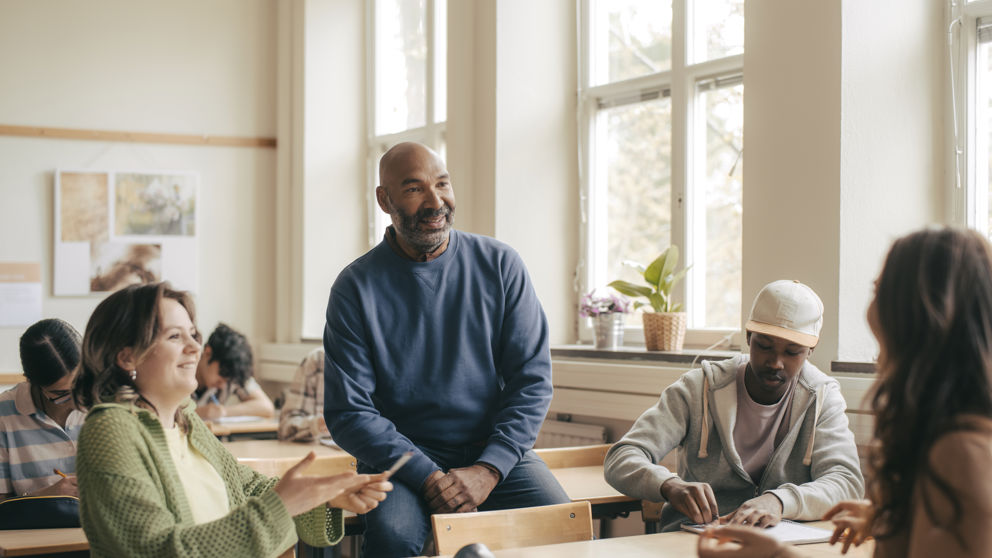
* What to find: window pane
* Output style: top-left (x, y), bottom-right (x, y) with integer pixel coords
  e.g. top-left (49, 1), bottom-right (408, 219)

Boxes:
top-left (434, 0), bottom-right (447, 123)
top-left (589, 0), bottom-right (672, 86)
top-left (696, 84), bottom-right (743, 328)
top-left (691, 0), bottom-right (744, 63)
top-left (978, 40), bottom-right (992, 238)
top-left (375, 0), bottom-right (426, 135)
top-left (597, 98), bottom-right (672, 291)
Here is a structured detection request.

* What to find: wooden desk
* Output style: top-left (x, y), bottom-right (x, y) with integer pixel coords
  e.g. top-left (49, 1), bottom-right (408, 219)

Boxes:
top-left (435, 521), bottom-right (874, 558)
top-left (207, 418), bottom-right (279, 440)
top-left (0, 528), bottom-right (87, 557)
top-left (223, 439), bottom-right (346, 460)
top-left (548, 465), bottom-right (632, 507)
top-left (224, 439), bottom-right (354, 477)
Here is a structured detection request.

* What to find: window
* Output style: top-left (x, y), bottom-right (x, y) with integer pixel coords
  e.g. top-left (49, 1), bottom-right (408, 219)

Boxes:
top-left (579, 0), bottom-right (744, 337)
top-left (367, 0), bottom-right (447, 245)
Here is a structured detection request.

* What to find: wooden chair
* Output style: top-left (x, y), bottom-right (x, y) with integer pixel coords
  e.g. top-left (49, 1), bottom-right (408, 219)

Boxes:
top-left (430, 501), bottom-right (594, 555)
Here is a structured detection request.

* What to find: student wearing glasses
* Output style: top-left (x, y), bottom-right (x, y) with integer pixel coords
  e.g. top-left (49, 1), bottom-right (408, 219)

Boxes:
top-left (0, 318), bottom-right (85, 500)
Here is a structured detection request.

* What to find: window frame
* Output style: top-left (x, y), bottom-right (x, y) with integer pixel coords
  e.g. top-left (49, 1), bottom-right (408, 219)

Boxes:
top-left (366, 0), bottom-right (447, 248)
top-left (952, 0), bottom-right (992, 233)
top-left (577, 0), bottom-right (744, 348)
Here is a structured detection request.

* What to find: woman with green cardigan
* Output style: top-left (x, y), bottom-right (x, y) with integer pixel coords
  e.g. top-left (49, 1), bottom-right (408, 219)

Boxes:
top-left (72, 283), bottom-right (392, 558)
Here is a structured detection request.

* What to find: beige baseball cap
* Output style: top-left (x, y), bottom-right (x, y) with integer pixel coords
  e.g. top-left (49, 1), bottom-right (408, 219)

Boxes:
top-left (745, 280), bottom-right (823, 348)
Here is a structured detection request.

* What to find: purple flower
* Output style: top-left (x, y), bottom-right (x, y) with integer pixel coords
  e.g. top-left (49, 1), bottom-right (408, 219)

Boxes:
top-left (579, 290), bottom-right (632, 317)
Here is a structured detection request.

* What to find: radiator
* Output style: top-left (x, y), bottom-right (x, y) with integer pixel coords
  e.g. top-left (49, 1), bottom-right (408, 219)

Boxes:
top-left (535, 419), bottom-right (607, 448)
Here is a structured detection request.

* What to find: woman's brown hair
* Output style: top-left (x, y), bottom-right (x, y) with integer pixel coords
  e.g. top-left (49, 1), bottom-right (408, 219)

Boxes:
top-left (869, 227), bottom-right (992, 547)
top-left (73, 282), bottom-right (200, 430)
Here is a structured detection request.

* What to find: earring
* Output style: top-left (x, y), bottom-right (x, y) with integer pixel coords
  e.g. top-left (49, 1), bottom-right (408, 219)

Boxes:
top-left (130, 370), bottom-right (137, 381)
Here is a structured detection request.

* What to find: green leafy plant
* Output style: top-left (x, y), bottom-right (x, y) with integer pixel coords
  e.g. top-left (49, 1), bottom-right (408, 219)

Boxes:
top-left (608, 246), bottom-right (690, 313)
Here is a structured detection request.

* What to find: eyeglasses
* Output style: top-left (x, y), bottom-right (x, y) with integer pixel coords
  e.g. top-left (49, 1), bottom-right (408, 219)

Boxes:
top-left (40, 387), bottom-right (73, 405)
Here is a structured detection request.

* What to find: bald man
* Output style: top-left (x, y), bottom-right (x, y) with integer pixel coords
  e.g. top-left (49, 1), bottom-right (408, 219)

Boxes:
top-left (322, 143), bottom-right (569, 557)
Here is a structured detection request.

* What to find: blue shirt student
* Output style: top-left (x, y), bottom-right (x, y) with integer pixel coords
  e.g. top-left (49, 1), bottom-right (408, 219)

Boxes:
top-left (323, 141), bottom-right (568, 558)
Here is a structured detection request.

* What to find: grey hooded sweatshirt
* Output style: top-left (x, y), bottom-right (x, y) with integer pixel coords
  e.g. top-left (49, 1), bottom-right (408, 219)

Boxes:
top-left (604, 354), bottom-right (864, 532)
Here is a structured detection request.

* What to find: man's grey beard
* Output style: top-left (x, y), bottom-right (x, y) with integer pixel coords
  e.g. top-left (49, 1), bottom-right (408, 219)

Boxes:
top-left (390, 203), bottom-right (454, 254)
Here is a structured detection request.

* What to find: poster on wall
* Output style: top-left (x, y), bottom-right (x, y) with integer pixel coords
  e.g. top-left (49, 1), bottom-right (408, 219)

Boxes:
top-left (53, 169), bottom-right (198, 296)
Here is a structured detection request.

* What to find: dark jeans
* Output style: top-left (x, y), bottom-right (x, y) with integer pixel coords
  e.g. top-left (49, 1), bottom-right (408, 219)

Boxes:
top-left (357, 443), bottom-right (570, 558)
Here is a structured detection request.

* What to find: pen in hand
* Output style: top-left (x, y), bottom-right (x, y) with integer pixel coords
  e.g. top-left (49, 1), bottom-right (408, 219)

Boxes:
top-left (209, 393), bottom-right (221, 406)
top-left (54, 468), bottom-right (68, 478)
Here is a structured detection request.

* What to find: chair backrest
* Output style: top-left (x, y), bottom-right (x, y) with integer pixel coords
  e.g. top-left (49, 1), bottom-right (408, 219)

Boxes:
top-left (533, 444), bottom-right (610, 469)
top-left (237, 453), bottom-right (356, 477)
top-left (431, 501), bottom-right (593, 555)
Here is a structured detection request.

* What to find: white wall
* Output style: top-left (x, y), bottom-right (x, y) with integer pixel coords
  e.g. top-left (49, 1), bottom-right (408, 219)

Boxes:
top-left (0, 0), bottom-right (277, 371)
top-left (744, 0), bottom-right (945, 369)
top-left (298, 0), bottom-right (368, 340)
top-left (743, 1), bottom-right (842, 370)
top-left (837, 0), bottom-right (944, 361)
top-left (493, 1), bottom-right (579, 345)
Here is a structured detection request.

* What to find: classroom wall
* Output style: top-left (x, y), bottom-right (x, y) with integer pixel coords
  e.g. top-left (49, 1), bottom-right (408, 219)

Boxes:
top-left (0, 0), bottom-right (278, 372)
top-left (744, 0), bottom-right (945, 369)
top-left (744, 1), bottom-right (843, 371)
top-left (837, 0), bottom-right (944, 362)
top-left (298, 0), bottom-right (368, 340)
top-left (493, 1), bottom-right (579, 345)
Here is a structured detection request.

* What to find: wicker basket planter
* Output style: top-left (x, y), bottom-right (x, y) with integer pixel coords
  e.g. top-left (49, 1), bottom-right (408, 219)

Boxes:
top-left (642, 312), bottom-right (687, 351)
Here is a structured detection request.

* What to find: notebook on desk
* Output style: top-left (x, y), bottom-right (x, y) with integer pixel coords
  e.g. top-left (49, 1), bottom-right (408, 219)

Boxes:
top-left (681, 519), bottom-right (832, 545)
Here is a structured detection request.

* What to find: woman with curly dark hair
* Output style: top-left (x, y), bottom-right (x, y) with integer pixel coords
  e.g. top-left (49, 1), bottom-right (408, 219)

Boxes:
top-left (699, 227), bottom-right (992, 558)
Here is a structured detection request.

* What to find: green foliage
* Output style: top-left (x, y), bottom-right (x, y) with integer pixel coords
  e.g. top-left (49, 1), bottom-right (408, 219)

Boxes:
top-left (608, 246), bottom-right (690, 313)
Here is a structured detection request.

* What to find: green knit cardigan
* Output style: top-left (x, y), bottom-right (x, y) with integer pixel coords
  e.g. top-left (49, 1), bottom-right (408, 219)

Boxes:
top-left (76, 402), bottom-right (344, 558)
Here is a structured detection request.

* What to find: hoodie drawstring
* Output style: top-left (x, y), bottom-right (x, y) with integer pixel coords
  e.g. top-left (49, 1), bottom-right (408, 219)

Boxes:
top-left (802, 385), bottom-right (826, 466)
top-left (698, 376), bottom-right (710, 459)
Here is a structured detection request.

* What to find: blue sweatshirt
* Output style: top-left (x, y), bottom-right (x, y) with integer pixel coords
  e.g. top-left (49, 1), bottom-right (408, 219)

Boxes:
top-left (322, 229), bottom-right (552, 491)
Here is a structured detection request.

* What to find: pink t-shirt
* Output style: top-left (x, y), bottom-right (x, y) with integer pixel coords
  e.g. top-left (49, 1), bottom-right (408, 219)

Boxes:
top-left (732, 363), bottom-right (796, 484)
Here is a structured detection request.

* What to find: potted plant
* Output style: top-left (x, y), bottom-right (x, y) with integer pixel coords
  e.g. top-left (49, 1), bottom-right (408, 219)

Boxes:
top-left (608, 246), bottom-right (690, 351)
top-left (579, 290), bottom-right (632, 350)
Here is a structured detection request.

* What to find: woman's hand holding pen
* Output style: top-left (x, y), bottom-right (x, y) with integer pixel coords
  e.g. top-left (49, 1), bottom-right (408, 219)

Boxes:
top-left (274, 452), bottom-right (392, 516)
top-left (33, 468), bottom-right (78, 498)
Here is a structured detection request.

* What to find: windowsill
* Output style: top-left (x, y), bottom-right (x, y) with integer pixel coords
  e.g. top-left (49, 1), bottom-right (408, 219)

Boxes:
top-left (551, 344), bottom-right (738, 364)
top-left (553, 345), bottom-right (878, 374)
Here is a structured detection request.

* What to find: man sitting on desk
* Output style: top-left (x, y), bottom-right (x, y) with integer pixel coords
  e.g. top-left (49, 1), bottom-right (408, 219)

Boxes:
top-left (605, 280), bottom-right (864, 532)
top-left (193, 323), bottom-right (274, 420)
top-left (323, 142), bottom-right (570, 558)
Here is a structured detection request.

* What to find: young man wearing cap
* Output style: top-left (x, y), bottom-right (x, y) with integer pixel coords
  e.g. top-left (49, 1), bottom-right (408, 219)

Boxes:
top-left (604, 280), bottom-right (864, 532)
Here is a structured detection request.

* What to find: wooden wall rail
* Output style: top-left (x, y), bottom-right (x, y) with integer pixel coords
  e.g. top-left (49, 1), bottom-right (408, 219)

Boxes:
top-left (0, 124), bottom-right (276, 148)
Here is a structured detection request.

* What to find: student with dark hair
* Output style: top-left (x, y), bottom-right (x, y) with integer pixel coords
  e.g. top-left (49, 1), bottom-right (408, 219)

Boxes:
top-left (73, 282), bottom-right (391, 558)
top-left (0, 318), bottom-right (85, 500)
top-left (700, 227), bottom-right (992, 558)
top-left (193, 322), bottom-right (275, 419)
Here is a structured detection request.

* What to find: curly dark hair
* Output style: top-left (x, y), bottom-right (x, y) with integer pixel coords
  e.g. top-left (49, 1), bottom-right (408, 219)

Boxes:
top-left (868, 227), bottom-right (992, 548)
top-left (205, 323), bottom-right (253, 388)
top-left (19, 318), bottom-right (82, 387)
